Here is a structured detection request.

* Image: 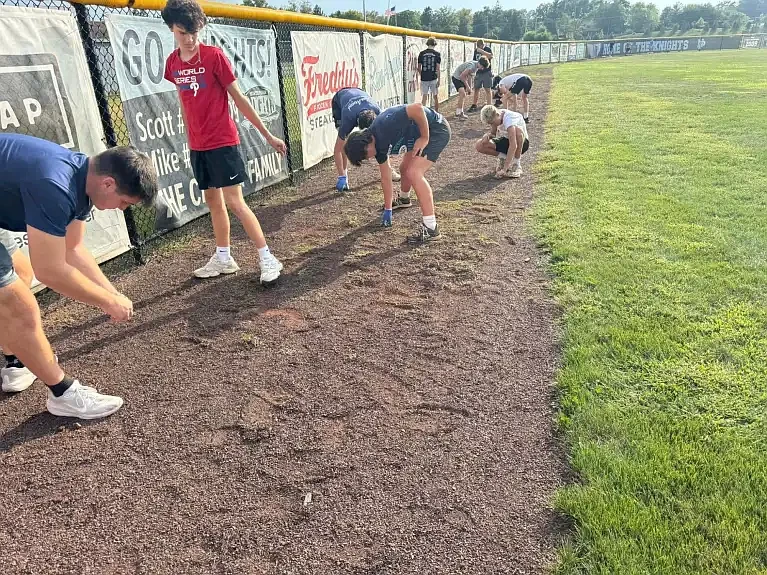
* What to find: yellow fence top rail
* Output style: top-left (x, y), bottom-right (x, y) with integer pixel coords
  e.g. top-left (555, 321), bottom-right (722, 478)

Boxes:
top-left (68, 0), bottom-right (760, 46)
top-left (69, 0), bottom-right (504, 42)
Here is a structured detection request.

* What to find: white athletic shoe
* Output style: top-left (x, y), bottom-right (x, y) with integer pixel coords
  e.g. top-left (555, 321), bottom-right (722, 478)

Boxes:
top-left (46, 381), bottom-right (124, 420)
top-left (392, 170), bottom-right (401, 182)
top-left (1, 365), bottom-right (36, 393)
top-left (260, 256), bottom-right (283, 285)
top-left (510, 166), bottom-right (523, 178)
top-left (194, 255), bottom-right (241, 278)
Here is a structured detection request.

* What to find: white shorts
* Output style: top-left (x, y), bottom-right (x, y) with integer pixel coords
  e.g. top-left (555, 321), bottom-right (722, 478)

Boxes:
top-left (421, 80), bottom-right (438, 95)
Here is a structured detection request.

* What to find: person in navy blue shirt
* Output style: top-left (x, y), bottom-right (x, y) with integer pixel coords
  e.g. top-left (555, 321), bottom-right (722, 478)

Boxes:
top-left (0, 133), bottom-right (157, 420)
top-left (331, 87), bottom-right (400, 192)
top-left (343, 103), bottom-right (451, 244)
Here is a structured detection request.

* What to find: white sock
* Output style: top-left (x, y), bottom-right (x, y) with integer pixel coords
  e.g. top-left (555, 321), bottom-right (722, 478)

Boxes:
top-left (523, 112), bottom-right (529, 119)
top-left (498, 153), bottom-right (507, 160)
top-left (514, 157), bottom-right (521, 167)
top-left (258, 246), bottom-right (272, 262)
top-left (216, 246), bottom-right (231, 262)
top-left (423, 215), bottom-right (437, 230)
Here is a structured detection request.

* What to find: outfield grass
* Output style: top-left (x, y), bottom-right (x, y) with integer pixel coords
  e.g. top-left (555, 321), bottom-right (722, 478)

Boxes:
top-left (534, 50), bottom-right (767, 574)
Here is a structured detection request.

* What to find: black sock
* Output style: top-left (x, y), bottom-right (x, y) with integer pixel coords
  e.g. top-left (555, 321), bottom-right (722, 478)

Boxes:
top-left (4, 354), bottom-right (23, 369)
top-left (49, 375), bottom-right (75, 398)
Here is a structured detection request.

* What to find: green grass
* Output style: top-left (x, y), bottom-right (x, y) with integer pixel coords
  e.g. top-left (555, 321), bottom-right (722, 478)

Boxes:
top-left (533, 50), bottom-right (767, 574)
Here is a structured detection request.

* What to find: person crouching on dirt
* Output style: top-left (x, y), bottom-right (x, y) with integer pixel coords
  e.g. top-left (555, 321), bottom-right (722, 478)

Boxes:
top-left (475, 105), bottom-right (529, 179)
top-left (491, 74), bottom-right (503, 107)
top-left (344, 103), bottom-right (451, 244)
top-left (496, 73), bottom-right (533, 122)
top-left (332, 87), bottom-right (400, 192)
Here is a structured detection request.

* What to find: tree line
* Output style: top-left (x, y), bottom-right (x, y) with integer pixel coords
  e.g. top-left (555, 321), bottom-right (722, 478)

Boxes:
top-left (242, 0), bottom-right (767, 40)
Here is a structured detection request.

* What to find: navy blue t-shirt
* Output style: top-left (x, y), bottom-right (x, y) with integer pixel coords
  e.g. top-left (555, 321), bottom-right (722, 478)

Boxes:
top-left (336, 88), bottom-right (380, 140)
top-left (0, 134), bottom-right (91, 237)
top-left (370, 105), bottom-right (443, 164)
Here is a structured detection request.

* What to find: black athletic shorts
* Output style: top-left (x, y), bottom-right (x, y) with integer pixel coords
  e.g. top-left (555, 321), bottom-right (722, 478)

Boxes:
top-left (452, 77), bottom-right (467, 92)
top-left (493, 136), bottom-right (530, 155)
top-left (332, 92), bottom-right (342, 129)
top-left (190, 145), bottom-right (246, 191)
top-left (511, 76), bottom-right (533, 95)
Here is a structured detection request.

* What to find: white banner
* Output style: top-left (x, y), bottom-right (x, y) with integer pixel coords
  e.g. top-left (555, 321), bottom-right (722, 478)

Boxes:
top-left (529, 43), bottom-right (541, 65)
top-left (449, 40), bottom-right (465, 96)
top-left (568, 43), bottom-right (578, 61)
top-left (291, 31), bottom-right (361, 169)
top-left (105, 15), bottom-right (288, 233)
top-left (550, 43), bottom-right (560, 63)
top-left (513, 45), bottom-right (522, 68)
top-left (540, 43), bottom-right (551, 64)
top-left (364, 34), bottom-right (403, 110)
top-left (576, 42), bottom-right (586, 59)
top-left (437, 39), bottom-right (449, 103)
top-left (520, 44), bottom-right (530, 66)
top-left (0, 6), bottom-right (131, 291)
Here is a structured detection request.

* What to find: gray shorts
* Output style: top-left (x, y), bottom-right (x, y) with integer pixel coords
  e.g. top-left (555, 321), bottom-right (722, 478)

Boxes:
top-left (0, 229), bottom-right (19, 288)
top-left (475, 70), bottom-right (493, 89)
top-left (420, 116), bottom-right (452, 163)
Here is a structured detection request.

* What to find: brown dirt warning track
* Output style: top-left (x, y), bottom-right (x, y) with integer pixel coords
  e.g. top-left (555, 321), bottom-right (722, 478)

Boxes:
top-left (0, 68), bottom-right (567, 575)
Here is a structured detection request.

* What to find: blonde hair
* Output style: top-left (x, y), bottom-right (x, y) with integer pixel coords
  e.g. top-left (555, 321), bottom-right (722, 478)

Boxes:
top-left (480, 105), bottom-right (499, 125)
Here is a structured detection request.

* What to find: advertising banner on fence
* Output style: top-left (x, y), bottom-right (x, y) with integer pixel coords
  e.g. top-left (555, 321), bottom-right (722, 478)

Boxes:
top-left (577, 42), bottom-right (586, 59)
top-left (105, 14), bottom-right (288, 233)
top-left (449, 40), bottom-right (465, 96)
top-left (513, 44), bottom-right (522, 67)
top-left (541, 43), bottom-right (551, 64)
top-left (291, 31), bottom-right (361, 169)
top-left (568, 43), bottom-right (578, 61)
top-left (529, 43), bottom-right (541, 65)
top-left (550, 43), bottom-right (560, 63)
top-left (364, 34), bottom-right (403, 110)
top-left (437, 39), bottom-right (449, 103)
top-left (520, 44), bottom-right (530, 66)
top-left (0, 6), bottom-right (131, 290)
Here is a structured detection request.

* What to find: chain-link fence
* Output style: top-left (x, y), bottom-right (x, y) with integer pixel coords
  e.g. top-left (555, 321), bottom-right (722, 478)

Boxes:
top-left (3, 0), bottom-right (764, 267)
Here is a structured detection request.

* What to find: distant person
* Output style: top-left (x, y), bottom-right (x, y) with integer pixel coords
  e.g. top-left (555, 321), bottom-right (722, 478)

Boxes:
top-left (452, 56), bottom-right (490, 119)
top-left (475, 105), bottom-right (530, 179)
top-left (343, 103), bottom-right (452, 243)
top-left (331, 87), bottom-right (400, 193)
top-left (468, 39), bottom-right (494, 113)
top-left (496, 72), bottom-right (533, 123)
top-left (417, 37), bottom-right (442, 113)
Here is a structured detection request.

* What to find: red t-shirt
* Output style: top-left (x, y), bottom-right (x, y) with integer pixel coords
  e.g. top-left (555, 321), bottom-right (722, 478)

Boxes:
top-left (164, 44), bottom-right (240, 151)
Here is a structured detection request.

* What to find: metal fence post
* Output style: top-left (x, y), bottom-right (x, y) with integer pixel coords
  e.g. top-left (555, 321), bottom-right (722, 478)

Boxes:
top-left (72, 3), bottom-right (146, 266)
top-left (272, 24), bottom-right (295, 184)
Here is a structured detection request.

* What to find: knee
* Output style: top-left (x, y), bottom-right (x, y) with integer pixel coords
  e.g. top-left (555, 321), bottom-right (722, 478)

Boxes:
top-left (0, 287), bottom-right (39, 332)
top-left (225, 196), bottom-right (250, 218)
top-left (205, 190), bottom-right (225, 209)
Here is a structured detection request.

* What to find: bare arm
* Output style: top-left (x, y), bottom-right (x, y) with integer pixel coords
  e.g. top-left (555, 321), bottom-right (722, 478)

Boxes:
top-left (28, 226), bottom-right (116, 311)
top-left (379, 161), bottom-right (394, 210)
top-left (227, 81), bottom-right (287, 155)
top-left (405, 103), bottom-right (430, 151)
top-left (64, 220), bottom-right (119, 295)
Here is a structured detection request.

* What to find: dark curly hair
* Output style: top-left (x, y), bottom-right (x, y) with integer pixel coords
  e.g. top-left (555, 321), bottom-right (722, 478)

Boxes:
top-left (344, 130), bottom-right (374, 167)
top-left (357, 109), bottom-right (377, 130)
top-left (161, 0), bottom-right (207, 33)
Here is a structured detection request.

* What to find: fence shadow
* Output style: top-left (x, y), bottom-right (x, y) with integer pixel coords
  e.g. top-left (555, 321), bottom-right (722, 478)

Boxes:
top-left (434, 173), bottom-right (509, 202)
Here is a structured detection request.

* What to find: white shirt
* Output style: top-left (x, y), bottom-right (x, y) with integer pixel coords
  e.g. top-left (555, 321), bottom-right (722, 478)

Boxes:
top-left (500, 110), bottom-right (528, 141)
top-left (499, 73), bottom-right (530, 90)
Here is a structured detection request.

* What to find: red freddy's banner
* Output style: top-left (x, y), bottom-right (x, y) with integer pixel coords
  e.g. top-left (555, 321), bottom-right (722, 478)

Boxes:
top-left (291, 31), bottom-right (361, 169)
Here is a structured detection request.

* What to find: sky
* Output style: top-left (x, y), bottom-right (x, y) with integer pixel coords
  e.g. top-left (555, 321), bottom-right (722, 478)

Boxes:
top-left (220, 0), bottom-right (685, 14)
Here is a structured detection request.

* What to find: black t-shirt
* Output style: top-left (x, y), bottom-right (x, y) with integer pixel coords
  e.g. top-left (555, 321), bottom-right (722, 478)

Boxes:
top-left (474, 45), bottom-right (492, 73)
top-left (418, 48), bottom-right (441, 82)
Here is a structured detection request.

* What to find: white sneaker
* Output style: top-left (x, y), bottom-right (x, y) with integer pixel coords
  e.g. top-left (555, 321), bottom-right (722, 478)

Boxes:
top-left (496, 156), bottom-right (506, 171)
top-left (392, 170), bottom-right (401, 182)
top-left (1, 365), bottom-right (36, 393)
top-left (510, 166), bottom-right (523, 178)
top-left (46, 381), bottom-right (124, 420)
top-left (194, 255), bottom-right (240, 278)
top-left (260, 256), bottom-right (283, 285)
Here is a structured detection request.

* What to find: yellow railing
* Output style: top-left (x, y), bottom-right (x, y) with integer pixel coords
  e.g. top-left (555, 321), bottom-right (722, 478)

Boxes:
top-left (69, 0), bottom-right (507, 43)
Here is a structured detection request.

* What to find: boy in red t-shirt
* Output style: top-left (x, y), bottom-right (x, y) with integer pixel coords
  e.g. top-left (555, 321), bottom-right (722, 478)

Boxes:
top-left (161, 0), bottom-right (287, 285)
